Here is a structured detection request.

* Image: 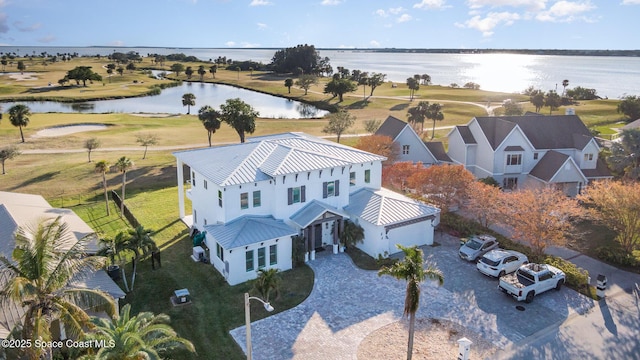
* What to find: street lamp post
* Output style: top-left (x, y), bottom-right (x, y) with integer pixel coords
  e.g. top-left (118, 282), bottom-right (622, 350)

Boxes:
top-left (245, 292), bottom-right (274, 360)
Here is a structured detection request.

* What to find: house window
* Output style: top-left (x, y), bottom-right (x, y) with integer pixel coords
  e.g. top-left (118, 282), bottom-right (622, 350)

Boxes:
top-left (506, 154), bottom-right (522, 166)
top-left (258, 247), bottom-right (266, 269)
top-left (269, 244), bottom-right (277, 265)
top-left (533, 153), bottom-right (539, 160)
top-left (402, 145), bottom-right (410, 155)
top-left (216, 243), bottom-right (224, 261)
top-left (204, 180), bottom-right (208, 189)
top-left (503, 177), bottom-right (518, 190)
top-left (218, 190), bottom-right (223, 207)
top-left (192, 172), bottom-right (196, 187)
top-left (584, 153), bottom-right (594, 161)
top-left (240, 192), bottom-right (249, 210)
top-left (364, 169), bottom-right (371, 183)
top-left (323, 180), bottom-right (340, 198)
top-left (350, 172), bottom-right (356, 186)
top-left (245, 250), bottom-right (254, 272)
top-left (253, 191), bottom-right (261, 207)
top-left (288, 186), bottom-right (306, 205)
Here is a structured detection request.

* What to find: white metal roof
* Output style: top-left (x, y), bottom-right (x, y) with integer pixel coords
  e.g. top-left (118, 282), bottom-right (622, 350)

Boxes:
top-left (344, 187), bottom-right (440, 227)
top-left (204, 215), bottom-right (297, 249)
top-left (289, 200), bottom-right (350, 228)
top-left (174, 133), bottom-right (385, 186)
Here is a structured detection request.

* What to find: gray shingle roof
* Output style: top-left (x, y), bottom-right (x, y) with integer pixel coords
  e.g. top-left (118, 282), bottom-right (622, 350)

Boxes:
top-left (455, 126), bottom-right (477, 144)
top-left (289, 200), bottom-right (350, 228)
top-left (174, 133), bottom-right (385, 186)
top-left (475, 115), bottom-right (594, 150)
top-left (581, 158), bottom-right (613, 179)
top-left (375, 116), bottom-right (407, 140)
top-left (204, 215), bottom-right (297, 249)
top-left (424, 142), bottom-right (453, 163)
top-left (344, 188), bottom-right (440, 227)
top-left (529, 151), bottom-right (570, 182)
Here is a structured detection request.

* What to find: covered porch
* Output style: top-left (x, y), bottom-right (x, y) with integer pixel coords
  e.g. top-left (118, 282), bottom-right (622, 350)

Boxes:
top-left (289, 200), bottom-right (350, 261)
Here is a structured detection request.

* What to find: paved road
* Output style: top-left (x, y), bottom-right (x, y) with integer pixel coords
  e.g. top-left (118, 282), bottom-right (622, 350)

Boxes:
top-left (230, 234), bottom-right (593, 359)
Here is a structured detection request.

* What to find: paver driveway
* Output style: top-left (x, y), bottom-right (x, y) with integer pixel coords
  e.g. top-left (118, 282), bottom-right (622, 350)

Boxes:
top-left (230, 234), bottom-right (594, 359)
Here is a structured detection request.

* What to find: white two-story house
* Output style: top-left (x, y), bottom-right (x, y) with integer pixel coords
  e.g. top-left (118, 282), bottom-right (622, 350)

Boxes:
top-left (447, 113), bottom-right (612, 196)
top-left (174, 132), bottom-right (440, 285)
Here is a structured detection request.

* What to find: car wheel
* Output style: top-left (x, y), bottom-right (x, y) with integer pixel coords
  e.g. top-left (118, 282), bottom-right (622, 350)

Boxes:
top-left (525, 291), bottom-right (535, 303)
top-left (555, 279), bottom-right (564, 291)
top-left (498, 270), bottom-right (505, 278)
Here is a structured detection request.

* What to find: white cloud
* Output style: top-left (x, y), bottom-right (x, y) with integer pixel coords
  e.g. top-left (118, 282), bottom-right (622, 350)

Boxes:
top-left (321, 0), bottom-right (342, 5)
top-left (397, 14), bottom-right (412, 22)
top-left (459, 11), bottom-right (520, 37)
top-left (375, 9), bottom-right (388, 17)
top-left (536, 1), bottom-right (595, 22)
top-left (257, 22), bottom-right (267, 29)
top-left (370, 40), bottom-right (381, 47)
top-left (622, 0), bottom-right (640, 4)
top-left (467, 0), bottom-right (547, 11)
top-left (226, 41), bottom-right (236, 47)
top-left (389, 7), bottom-right (405, 14)
top-left (250, 0), bottom-right (271, 5)
top-left (413, 0), bottom-right (447, 9)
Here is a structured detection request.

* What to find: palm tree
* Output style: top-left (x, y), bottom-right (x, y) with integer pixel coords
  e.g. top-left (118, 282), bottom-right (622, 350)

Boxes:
top-left (9, 104), bottom-right (31, 143)
top-left (407, 102), bottom-right (427, 134)
top-left (209, 65), bottom-right (217, 79)
top-left (197, 65), bottom-right (206, 81)
top-left (339, 220), bottom-right (365, 249)
top-left (198, 105), bottom-right (222, 147)
top-left (182, 93), bottom-right (196, 114)
top-left (253, 268), bottom-right (281, 302)
top-left (126, 225), bottom-right (157, 291)
top-left (378, 245), bottom-right (443, 360)
top-left (284, 78), bottom-right (293, 93)
top-left (94, 160), bottom-right (111, 216)
top-left (114, 156), bottom-right (133, 215)
top-left (97, 231), bottom-right (130, 292)
top-left (78, 304), bottom-right (195, 360)
top-left (0, 217), bottom-right (116, 360)
top-left (426, 103), bottom-right (445, 140)
top-left (562, 79), bottom-right (569, 96)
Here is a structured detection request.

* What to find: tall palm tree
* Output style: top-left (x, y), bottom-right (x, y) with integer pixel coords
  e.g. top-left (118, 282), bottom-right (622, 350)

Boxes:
top-left (562, 79), bottom-right (569, 96)
top-left (182, 93), bottom-right (196, 114)
top-left (98, 231), bottom-right (130, 292)
top-left (0, 217), bottom-right (116, 360)
top-left (197, 65), bottom-right (206, 81)
top-left (198, 105), bottom-right (222, 147)
top-left (126, 225), bottom-right (157, 291)
top-left (426, 102), bottom-right (445, 140)
top-left (114, 156), bottom-right (133, 215)
top-left (406, 102), bottom-right (427, 134)
top-left (94, 160), bottom-right (111, 216)
top-left (378, 245), bottom-right (443, 360)
top-left (78, 304), bottom-right (195, 360)
top-left (253, 268), bottom-right (281, 302)
top-left (8, 104), bottom-right (31, 143)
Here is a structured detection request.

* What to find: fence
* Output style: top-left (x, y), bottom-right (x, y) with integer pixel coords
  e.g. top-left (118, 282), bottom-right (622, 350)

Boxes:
top-left (110, 190), bottom-right (140, 228)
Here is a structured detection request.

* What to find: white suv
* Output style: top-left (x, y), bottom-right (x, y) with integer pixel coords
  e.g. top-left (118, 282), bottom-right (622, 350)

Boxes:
top-left (477, 249), bottom-right (528, 277)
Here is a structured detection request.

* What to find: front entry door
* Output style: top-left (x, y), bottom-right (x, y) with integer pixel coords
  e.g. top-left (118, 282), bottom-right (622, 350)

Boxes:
top-left (314, 224), bottom-right (323, 250)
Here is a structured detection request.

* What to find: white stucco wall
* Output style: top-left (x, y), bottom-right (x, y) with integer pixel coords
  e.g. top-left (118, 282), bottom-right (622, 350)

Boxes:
top-left (385, 220), bottom-right (434, 255)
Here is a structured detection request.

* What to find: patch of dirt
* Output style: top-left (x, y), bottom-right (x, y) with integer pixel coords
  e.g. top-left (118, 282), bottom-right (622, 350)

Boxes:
top-left (357, 318), bottom-right (498, 360)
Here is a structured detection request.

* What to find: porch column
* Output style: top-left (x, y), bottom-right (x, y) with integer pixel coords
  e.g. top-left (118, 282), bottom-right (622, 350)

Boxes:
top-left (310, 224), bottom-right (316, 261)
top-left (304, 227), bottom-right (310, 263)
top-left (176, 159), bottom-right (185, 219)
top-left (332, 219), bottom-right (340, 254)
top-left (339, 219), bottom-right (345, 252)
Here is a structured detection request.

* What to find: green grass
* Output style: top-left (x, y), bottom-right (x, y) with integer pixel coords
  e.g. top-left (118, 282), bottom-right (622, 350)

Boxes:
top-left (73, 186), bottom-right (314, 360)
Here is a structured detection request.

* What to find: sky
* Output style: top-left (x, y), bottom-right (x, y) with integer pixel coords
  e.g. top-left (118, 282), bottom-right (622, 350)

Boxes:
top-left (0, 0), bottom-right (639, 50)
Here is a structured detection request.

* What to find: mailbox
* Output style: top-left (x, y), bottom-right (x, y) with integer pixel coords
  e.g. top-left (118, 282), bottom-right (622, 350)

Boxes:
top-left (596, 274), bottom-right (607, 298)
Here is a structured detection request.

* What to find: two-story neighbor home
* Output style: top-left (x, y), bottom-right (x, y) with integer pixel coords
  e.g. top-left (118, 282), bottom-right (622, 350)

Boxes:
top-left (447, 113), bottom-right (612, 196)
top-left (174, 132), bottom-right (440, 285)
top-left (375, 116), bottom-right (452, 165)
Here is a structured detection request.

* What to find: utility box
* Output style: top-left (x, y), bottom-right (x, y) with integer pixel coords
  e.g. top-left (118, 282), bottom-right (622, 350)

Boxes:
top-left (596, 274), bottom-right (607, 298)
top-left (174, 289), bottom-right (191, 304)
top-left (192, 246), bottom-right (205, 262)
top-left (457, 337), bottom-right (472, 360)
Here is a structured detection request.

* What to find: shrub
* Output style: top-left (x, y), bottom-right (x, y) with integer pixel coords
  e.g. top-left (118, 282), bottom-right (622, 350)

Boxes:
top-left (543, 255), bottom-right (589, 288)
top-left (596, 246), bottom-right (640, 267)
top-left (440, 213), bottom-right (479, 237)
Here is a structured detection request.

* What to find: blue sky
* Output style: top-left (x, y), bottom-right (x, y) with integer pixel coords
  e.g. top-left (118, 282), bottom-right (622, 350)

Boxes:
top-left (1, 0), bottom-right (638, 49)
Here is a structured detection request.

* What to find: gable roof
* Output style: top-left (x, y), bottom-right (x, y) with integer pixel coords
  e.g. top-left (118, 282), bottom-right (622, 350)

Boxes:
top-left (424, 142), bottom-right (453, 163)
top-left (174, 133), bottom-right (385, 186)
top-left (289, 200), bottom-right (350, 228)
top-left (375, 116), bottom-right (408, 140)
top-left (529, 151), bottom-right (571, 182)
top-left (581, 158), bottom-right (613, 179)
top-left (204, 215), bottom-right (297, 249)
top-left (622, 118), bottom-right (640, 130)
top-left (474, 115), bottom-right (594, 150)
top-left (454, 126), bottom-right (477, 144)
top-left (344, 187), bottom-right (439, 227)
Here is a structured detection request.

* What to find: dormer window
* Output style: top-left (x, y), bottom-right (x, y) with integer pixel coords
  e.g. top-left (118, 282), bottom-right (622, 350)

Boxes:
top-left (584, 153), bottom-right (594, 161)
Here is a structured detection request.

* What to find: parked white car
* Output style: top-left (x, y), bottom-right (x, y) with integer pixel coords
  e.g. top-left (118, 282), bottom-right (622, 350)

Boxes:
top-left (459, 234), bottom-right (498, 262)
top-left (477, 249), bottom-right (528, 278)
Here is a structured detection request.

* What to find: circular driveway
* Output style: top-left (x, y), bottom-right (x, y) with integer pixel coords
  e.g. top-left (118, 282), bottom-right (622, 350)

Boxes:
top-left (230, 234), bottom-right (594, 359)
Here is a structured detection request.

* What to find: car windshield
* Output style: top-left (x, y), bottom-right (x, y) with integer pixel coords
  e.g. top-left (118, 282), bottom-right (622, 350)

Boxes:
top-left (480, 257), bottom-right (500, 267)
top-left (465, 239), bottom-right (482, 250)
top-left (516, 269), bottom-right (535, 286)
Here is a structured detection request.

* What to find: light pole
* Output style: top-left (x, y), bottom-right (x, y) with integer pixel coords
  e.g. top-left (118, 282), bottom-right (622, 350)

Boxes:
top-left (244, 292), bottom-right (274, 360)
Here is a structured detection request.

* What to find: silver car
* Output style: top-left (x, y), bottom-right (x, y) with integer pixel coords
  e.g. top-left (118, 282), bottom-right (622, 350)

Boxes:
top-left (477, 249), bottom-right (529, 277)
top-left (459, 234), bottom-right (498, 262)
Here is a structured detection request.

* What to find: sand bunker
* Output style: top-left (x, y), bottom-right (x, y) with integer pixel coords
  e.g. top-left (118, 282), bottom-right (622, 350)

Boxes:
top-left (33, 124), bottom-right (109, 138)
top-left (2, 72), bottom-right (38, 81)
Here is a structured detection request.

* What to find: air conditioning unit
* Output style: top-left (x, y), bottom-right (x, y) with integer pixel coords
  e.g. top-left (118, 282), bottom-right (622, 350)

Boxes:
top-left (192, 246), bottom-right (205, 262)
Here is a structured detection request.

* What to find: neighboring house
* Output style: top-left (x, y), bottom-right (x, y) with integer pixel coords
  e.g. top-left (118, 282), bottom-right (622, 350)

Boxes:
top-left (174, 132), bottom-right (440, 285)
top-left (447, 113), bottom-right (612, 196)
top-left (0, 191), bottom-right (126, 339)
top-left (375, 116), bottom-right (452, 164)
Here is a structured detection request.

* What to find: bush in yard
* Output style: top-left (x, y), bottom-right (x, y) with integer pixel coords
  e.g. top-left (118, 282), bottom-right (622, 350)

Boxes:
top-left (543, 256), bottom-right (589, 288)
top-left (440, 212), bottom-right (479, 237)
top-left (596, 246), bottom-right (640, 268)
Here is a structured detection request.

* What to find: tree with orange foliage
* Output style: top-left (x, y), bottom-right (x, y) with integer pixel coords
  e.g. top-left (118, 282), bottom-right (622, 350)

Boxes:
top-left (382, 161), bottom-right (421, 192)
top-left (406, 164), bottom-right (475, 212)
top-left (500, 187), bottom-right (581, 256)
top-left (355, 135), bottom-right (400, 164)
top-left (578, 180), bottom-right (640, 253)
top-left (465, 181), bottom-right (504, 228)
